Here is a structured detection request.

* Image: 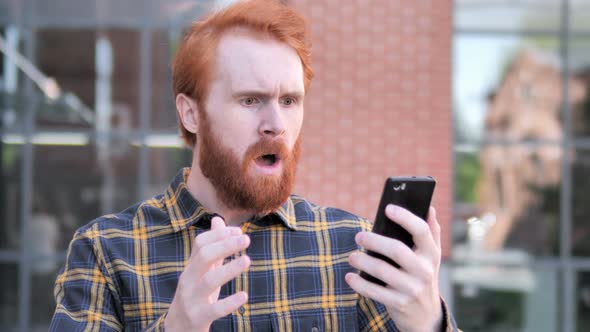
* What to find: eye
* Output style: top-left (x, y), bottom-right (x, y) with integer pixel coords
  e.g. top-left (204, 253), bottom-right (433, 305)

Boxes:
top-left (282, 97), bottom-right (296, 106)
top-left (241, 97), bottom-right (259, 106)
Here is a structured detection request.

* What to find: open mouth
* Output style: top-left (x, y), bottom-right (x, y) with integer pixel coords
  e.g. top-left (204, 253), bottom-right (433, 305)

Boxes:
top-left (256, 154), bottom-right (279, 167)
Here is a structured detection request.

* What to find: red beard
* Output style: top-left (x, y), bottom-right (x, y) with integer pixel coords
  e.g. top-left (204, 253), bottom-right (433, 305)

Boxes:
top-left (198, 112), bottom-right (301, 215)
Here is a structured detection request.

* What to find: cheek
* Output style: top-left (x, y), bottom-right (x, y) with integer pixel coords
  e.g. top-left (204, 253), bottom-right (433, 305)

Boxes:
top-left (288, 109), bottom-right (304, 144)
top-left (222, 124), bottom-right (257, 160)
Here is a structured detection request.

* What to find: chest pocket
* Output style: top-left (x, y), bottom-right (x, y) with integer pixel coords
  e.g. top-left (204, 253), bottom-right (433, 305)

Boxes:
top-left (271, 309), bottom-right (358, 332)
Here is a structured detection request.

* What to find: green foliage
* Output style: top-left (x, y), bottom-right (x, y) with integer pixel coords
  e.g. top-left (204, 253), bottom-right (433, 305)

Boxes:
top-left (455, 153), bottom-right (480, 203)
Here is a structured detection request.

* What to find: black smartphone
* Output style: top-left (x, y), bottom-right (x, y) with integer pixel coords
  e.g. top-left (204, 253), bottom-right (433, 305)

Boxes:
top-left (360, 176), bottom-right (436, 286)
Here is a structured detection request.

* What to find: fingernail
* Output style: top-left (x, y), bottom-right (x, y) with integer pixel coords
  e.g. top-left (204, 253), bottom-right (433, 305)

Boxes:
top-left (239, 235), bottom-right (249, 246)
top-left (386, 204), bottom-right (398, 217)
top-left (345, 273), bottom-right (354, 283)
top-left (211, 216), bottom-right (226, 227)
top-left (240, 255), bottom-right (250, 267)
top-left (355, 232), bottom-right (365, 245)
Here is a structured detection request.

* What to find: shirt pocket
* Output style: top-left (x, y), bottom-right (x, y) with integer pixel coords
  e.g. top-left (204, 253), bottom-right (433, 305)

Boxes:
top-left (271, 308), bottom-right (358, 332)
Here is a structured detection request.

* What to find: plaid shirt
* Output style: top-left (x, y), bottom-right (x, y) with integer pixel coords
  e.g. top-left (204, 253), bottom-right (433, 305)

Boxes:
top-left (50, 168), bottom-right (458, 331)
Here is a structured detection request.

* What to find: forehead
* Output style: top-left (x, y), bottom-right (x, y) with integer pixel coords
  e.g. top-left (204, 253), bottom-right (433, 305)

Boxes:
top-left (214, 30), bottom-right (304, 94)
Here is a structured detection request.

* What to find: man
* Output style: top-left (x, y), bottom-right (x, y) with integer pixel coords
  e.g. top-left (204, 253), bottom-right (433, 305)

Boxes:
top-left (50, 1), bottom-right (459, 331)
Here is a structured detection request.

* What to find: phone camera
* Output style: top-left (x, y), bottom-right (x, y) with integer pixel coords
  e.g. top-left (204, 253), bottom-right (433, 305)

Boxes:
top-left (393, 183), bottom-right (406, 191)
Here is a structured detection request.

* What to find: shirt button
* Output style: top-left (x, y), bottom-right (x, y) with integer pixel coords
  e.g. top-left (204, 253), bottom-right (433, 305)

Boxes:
top-left (311, 327), bottom-right (319, 332)
top-left (238, 306), bottom-right (245, 314)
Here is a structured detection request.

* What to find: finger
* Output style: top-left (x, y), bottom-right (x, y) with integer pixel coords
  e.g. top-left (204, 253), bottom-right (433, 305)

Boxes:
top-left (385, 204), bottom-right (436, 253)
top-left (188, 234), bottom-right (247, 278)
top-left (194, 234), bottom-right (250, 276)
top-left (193, 226), bottom-right (242, 251)
top-left (349, 252), bottom-right (422, 295)
top-left (208, 291), bottom-right (248, 320)
top-left (211, 216), bottom-right (226, 230)
top-left (355, 231), bottom-right (426, 275)
top-left (200, 256), bottom-right (251, 296)
top-left (345, 272), bottom-right (408, 309)
top-left (427, 206), bottom-right (441, 249)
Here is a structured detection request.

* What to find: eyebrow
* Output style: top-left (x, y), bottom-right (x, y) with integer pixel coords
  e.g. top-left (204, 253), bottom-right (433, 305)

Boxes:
top-left (231, 90), bottom-right (305, 99)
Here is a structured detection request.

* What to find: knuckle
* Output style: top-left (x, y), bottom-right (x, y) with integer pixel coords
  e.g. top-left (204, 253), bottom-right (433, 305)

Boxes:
top-left (434, 255), bottom-right (442, 267)
top-left (201, 271), bottom-right (217, 289)
top-left (365, 285), bottom-right (378, 300)
top-left (434, 247), bottom-right (442, 258)
top-left (211, 302), bottom-right (227, 318)
top-left (417, 223), bottom-right (430, 236)
top-left (408, 285), bottom-right (421, 300)
top-left (398, 295), bottom-right (412, 311)
top-left (433, 221), bottom-right (441, 232)
top-left (196, 250), bottom-right (213, 265)
top-left (194, 234), bottom-right (205, 248)
top-left (423, 269), bottom-right (435, 284)
top-left (388, 240), bottom-right (402, 256)
top-left (422, 262), bottom-right (435, 280)
top-left (376, 265), bottom-right (390, 282)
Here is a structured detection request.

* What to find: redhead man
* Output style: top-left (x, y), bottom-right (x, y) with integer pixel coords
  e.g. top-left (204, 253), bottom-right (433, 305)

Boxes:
top-left (50, 1), bottom-right (459, 331)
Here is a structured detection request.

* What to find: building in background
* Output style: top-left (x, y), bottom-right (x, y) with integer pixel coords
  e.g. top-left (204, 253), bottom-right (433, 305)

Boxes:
top-left (1, 0), bottom-right (590, 331)
top-left (479, 49), bottom-right (574, 254)
top-left (453, 0), bottom-right (590, 331)
top-left (0, 1), bottom-right (452, 330)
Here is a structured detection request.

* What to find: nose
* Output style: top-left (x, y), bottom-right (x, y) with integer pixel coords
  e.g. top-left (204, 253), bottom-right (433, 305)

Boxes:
top-left (258, 102), bottom-right (286, 138)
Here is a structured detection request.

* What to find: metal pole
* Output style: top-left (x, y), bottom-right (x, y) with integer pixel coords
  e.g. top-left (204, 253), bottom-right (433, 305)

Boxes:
top-left (137, 0), bottom-right (153, 201)
top-left (559, 0), bottom-right (574, 331)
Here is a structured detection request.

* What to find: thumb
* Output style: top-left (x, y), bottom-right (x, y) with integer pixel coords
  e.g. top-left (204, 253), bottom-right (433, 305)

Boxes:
top-left (211, 215), bottom-right (226, 230)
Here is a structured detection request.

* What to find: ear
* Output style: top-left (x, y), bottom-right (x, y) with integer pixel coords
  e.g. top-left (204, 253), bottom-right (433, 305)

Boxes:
top-left (176, 93), bottom-right (199, 135)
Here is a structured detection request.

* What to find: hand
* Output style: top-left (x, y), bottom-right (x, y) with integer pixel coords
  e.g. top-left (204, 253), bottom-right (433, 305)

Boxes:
top-left (346, 205), bottom-right (443, 332)
top-left (165, 216), bottom-right (251, 332)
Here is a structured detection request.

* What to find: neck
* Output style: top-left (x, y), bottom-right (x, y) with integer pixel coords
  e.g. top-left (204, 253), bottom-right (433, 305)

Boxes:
top-left (186, 159), bottom-right (255, 227)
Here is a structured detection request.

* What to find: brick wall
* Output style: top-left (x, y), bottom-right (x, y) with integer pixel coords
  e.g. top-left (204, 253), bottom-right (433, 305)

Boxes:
top-left (290, 0), bottom-right (453, 257)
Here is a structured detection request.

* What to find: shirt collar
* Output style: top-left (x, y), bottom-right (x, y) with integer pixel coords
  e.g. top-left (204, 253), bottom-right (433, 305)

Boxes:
top-left (164, 168), bottom-right (297, 232)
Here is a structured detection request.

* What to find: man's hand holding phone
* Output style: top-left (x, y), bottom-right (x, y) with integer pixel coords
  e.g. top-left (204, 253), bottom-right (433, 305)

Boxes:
top-left (345, 205), bottom-right (444, 332)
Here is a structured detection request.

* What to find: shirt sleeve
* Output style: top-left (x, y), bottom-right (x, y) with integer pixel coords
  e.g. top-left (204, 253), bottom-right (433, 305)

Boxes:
top-left (49, 229), bottom-right (123, 331)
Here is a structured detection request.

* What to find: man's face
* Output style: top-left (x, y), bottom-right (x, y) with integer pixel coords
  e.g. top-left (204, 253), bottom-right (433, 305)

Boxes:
top-left (197, 30), bottom-right (305, 214)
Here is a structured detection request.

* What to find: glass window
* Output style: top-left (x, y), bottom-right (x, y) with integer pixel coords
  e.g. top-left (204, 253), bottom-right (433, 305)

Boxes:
top-left (144, 146), bottom-right (191, 200)
top-left (453, 144), bottom-right (561, 257)
top-left (570, 38), bottom-right (590, 138)
top-left (0, 263), bottom-right (18, 331)
top-left (454, 35), bottom-right (562, 145)
top-left (30, 258), bottom-right (62, 330)
top-left (1, 26), bottom-right (28, 133)
top-left (36, 28), bottom-right (141, 130)
top-left (0, 4), bottom-right (18, 26)
top-left (571, 0), bottom-right (590, 32)
top-left (29, 0), bottom-right (146, 27)
top-left (579, 272), bottom-right (590, 332)
top-left (454, 0), bottom-right (561, 32)
top-left (33, 142), bottom-right (138, 251)
top-left (452, 266), bottom-right (560, 331)
top-left (151, 30), bottom-right (178, 131)
top-left (572, 148), bottom-right (590, 257)
top-left (0, 143), bottom-right (21, 250)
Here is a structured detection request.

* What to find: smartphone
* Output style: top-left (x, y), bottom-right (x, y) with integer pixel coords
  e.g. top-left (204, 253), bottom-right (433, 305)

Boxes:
top-left (360, 176), bottom-right (436, 286)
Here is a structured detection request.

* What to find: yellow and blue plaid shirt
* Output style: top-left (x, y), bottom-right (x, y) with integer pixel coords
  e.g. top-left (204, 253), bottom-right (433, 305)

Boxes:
top-left (50, 168), bottom-right (458, 331)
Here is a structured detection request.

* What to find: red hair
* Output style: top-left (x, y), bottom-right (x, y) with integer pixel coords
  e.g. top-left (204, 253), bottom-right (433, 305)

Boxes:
top-left (172, 0), bottom-right (314, 146)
